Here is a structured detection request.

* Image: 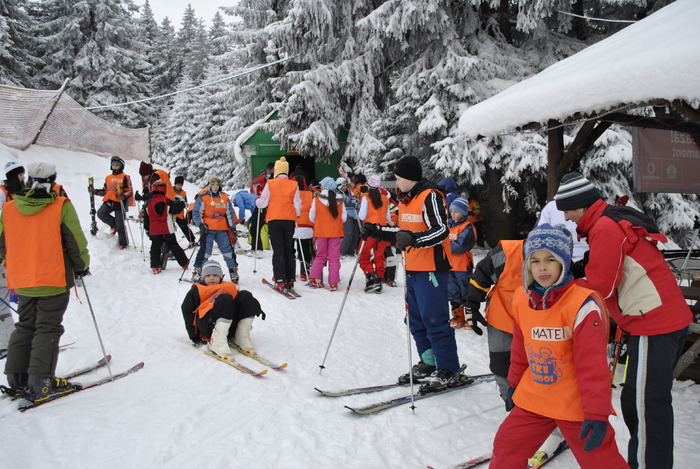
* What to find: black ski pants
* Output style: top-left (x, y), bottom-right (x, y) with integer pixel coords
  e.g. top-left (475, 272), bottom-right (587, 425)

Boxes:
top-left (268, 219), bottom-right (296, 283)
top-left (150, 234), bottom-right (188, 269)
top-left (621, 327), bottom-right (687, 469)
top-left (4, 291), bottom-right (70, 378)
top-left (97, 200), bottom-right (128, 246)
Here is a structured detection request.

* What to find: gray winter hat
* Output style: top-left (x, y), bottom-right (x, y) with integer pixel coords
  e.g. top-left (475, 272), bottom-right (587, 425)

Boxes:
top-left (201, 260), bottom-right (224, 279)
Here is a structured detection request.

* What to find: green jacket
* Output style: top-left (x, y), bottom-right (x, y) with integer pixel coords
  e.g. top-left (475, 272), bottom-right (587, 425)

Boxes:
top-left (0, 188), bottom-right (90, 297)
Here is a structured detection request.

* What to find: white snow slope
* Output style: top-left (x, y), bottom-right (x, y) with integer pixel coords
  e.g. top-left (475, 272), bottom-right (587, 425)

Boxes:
top-left (1, 144), bottom-right (699, 469)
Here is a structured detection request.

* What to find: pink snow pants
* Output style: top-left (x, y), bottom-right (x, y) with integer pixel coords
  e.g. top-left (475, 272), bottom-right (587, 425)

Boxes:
top-left (310, 237), bottom-right (341, 285)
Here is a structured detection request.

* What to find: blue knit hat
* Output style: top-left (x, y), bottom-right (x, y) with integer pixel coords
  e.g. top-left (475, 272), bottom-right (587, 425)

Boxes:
top-left (320, 177), bottom-right (337, 191)
top-left (523, 224), bottom-right (573, 289)
top-left (554, 172), bottom-right (601, 211)
top-left (449, 197), bottom-right (470, 217)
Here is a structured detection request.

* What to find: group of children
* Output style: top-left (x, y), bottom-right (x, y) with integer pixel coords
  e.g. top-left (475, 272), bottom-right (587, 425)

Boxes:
top-left (9, 153), bottom-right (688, 469)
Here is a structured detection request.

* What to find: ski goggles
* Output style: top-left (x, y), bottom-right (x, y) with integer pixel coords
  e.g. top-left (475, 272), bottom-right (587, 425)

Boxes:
top-left (209, 178), bottom-right (221, 184)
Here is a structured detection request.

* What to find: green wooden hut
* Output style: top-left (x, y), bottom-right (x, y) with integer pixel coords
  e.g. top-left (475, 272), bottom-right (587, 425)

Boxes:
top-left (239, 111), bottom-right (348, 183)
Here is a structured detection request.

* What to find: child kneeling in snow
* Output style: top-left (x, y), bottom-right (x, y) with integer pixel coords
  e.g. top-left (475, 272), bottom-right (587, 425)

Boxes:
top-left (489, 224), bottom-right (627, 469)
top-left (181, 260), bottom-right (265, 359)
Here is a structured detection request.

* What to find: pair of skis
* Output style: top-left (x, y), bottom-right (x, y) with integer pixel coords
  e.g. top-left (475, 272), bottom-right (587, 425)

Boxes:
top-left (262, 278), bottom-right (300, 299)
top-left (8, 356), bottom-right (145, 412)
top-left (315, 373), bottom-right (495, 415)
top-left (194, 342), bottom-right (288, 376)
top-left (432, 440), bottom-right (569, 469)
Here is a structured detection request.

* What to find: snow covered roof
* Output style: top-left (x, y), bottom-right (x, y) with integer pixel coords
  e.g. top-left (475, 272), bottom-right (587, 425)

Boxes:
top-left (458, 0), bottom-right (700, 139)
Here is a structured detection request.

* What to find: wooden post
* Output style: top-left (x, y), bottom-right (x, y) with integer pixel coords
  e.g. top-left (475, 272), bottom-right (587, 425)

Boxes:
top-left (32, 78), bottom-right (70, 145)
top-left (547, 120), bottom-right (564, 200)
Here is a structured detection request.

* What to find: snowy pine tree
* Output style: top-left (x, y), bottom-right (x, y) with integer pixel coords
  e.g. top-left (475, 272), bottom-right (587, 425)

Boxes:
top-left (0, 0), bottom-right (42, 87)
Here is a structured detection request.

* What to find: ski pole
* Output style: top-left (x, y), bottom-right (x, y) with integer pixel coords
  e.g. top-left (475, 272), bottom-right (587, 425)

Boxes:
top-left (253, 207), bottom-right (262, 276)
top-left (79, 277), bottom-right (114, 380)
top-left (180, 229), bottom-right (206, 282)
top-left (319, 238), bottom-right (366, 374)
top-left (401, 251), bottom-right (417, 412)
top-left (139, 201), bottom-right (145, 260)
top-left (0, 296), bottom-right (17, 314)
top-left (296, 237), bottom-right (310, 280)
top-left (119, 199), bottom-right (136, 251)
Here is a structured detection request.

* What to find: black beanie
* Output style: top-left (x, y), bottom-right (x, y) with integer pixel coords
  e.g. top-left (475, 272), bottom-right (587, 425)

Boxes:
top-left (393, 156), bottom-right (422, 181)
top-left (174, 175), bottom-right (184, 185)
top-left (554, 172), bottom-right (602, 211)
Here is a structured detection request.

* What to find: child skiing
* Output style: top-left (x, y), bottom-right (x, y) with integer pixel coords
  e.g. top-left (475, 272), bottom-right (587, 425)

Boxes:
top-left (308, 177), bottom-right (346, 291)
top-left (445, 197), bottom-right (477, 328)
top-left (181, 260), bottom-right (265, 359)
top-left (254, 157), bottom-right (302, 294)
top-left (91, 156), bottom-right (133, 249)
top-left (489, 224), bottom-right (628, 469)
top-left (358, 175), bottom-right (391, 293)
top-left (145, 180), bottom-right (189, 274)
top-left (191, 178), bottom-right (239, 283)
top-left (173, 175), bottom-right (196, 248)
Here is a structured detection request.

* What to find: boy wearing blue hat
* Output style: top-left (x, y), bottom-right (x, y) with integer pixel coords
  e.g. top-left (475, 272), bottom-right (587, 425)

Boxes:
top-left (490, 224), bottom-right (627, 469)
top-left (446, 197), bottom-right (477, 328)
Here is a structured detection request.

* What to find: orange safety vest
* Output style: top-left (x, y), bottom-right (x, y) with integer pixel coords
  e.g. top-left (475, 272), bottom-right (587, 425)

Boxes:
top-left (174, 188), bottom-right (188, 220)
top-left (200, 192), bottom-right (231, 231)
top-left (398, 189), bottom-right (451, 271)
top-left (297, 191), bottom-right (314, 228)
top-left (4, 197), bottom-right (67, 289)
top-left (511, 285), bottom-right (611, 421)
top-left (447, 221), bottom-right (475, 272)
top-left (265, 178), bottom-right (298, 222)
top-left (193, 282), bottom-right (239, 320)
top-left (484, 240), bottom-right (524, 334)
top-left (313, 196), bottom-right (344, 238)
top-left (102, 173), bottom-right (132, 203)
top-left (152, 170), bottom-right (175, 201)
top-left (362, 193), bottom-right (389, 225)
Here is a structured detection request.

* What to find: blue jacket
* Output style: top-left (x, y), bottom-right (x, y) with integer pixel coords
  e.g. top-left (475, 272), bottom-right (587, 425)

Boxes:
top-left (439, 177), bottom-right (459, 211)
top-left (233, 190), bottom-right (258, 222)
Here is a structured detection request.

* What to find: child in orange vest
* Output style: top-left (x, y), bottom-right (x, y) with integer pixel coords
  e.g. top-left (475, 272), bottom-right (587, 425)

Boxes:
top-left (490, 224), bottom-right (627, 469)
top-left (181, 260), bottom-right (266, 359)
top-left (308, 177), bottom-right (346, 291)
top-left (445, 197), bottom-right (476, 328)
top-left (358, 175), bottom-right (391, 293)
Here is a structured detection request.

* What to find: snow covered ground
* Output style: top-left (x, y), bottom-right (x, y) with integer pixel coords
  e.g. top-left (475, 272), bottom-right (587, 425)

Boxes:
top-left (1, 144), bottom-right (699, 469)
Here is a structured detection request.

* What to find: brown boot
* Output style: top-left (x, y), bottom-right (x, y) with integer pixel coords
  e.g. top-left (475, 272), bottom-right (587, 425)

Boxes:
top-left (450, 306), bottom-right (466, 328)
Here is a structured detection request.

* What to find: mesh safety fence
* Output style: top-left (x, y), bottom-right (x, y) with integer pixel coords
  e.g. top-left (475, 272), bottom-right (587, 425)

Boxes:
top-left (0, 84), bottom-right (149, 161)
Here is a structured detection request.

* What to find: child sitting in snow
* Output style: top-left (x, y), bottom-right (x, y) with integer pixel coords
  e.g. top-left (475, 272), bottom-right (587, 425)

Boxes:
top-left (181, 260), bottom-right (266, 359)
top-left (489, 224), bottom-right (627, 469)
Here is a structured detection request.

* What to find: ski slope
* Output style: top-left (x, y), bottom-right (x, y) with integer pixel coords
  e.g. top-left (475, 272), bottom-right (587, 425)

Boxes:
top-left (1, 144), bottom-right (699, 469)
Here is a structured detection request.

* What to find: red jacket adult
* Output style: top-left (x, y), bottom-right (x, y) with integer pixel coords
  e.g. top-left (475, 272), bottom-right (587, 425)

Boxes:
top-left (574, 199), bottom-right (692, 336)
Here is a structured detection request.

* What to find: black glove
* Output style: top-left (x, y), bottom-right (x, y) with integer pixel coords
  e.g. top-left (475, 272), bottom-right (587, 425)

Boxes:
top-left (464, 301), bottom-right (487, 336)
top-left (191, 337), bottom-right (206, 347)
top-left (395, 231), bottom-right (416, 252)
top-left (199, 223), bottom-right (209, 235)
top-left (580, 419), bottom-right (607, 452)
top-left (134, 191), bottom-right (143, 201)
top-left (360, 222), bottom-right (380, 240)
top-left (571, 250), bottom-right (589, 279)
top-left (504, 386), bottom-right (516, 412)
top-left (74, 269), bottom-right (91, 279)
